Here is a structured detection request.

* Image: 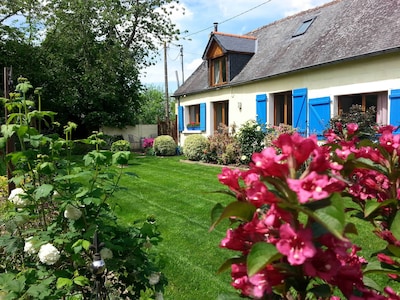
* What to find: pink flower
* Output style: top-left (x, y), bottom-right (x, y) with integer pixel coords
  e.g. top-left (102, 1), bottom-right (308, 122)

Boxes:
top-left (250, 147), bottom-right (289, 178)
top-left (384, 286), bottom-right (400, 300)
top-left (346, 123), bottom-right (359, 135)
top-left (303, 249), bottom-right (340, 281)
top-left (245, 181), bottom-right (278, 207)
top-left (287, 171), bottom-right (330, 203)
top-left (276, 224), bottom-right (316, 265)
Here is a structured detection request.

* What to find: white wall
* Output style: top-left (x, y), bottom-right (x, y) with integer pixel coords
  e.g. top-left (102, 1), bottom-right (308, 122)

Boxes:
top-left (101, 125), bottom-right (158, 149)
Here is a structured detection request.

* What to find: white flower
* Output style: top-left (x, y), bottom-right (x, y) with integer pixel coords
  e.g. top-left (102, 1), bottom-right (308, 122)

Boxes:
top-left (241, 155), bottom-right (247, 161)
top-left (38, 243), bottom-right (60, 265)
top-left (155, 291), bottom-right (164, 300)
top-left (256, 126), bottom-right (261, 131)
top-left (8, 188), bottom-right (27, 207)
top-left (64, 204), bottom-right (82, 220)
top-left (100, 248), bottom-right (113, 260)
top-left (24, 237), bottom-right (37, 255)
top-left (149, 272), bottom-right (160, 285)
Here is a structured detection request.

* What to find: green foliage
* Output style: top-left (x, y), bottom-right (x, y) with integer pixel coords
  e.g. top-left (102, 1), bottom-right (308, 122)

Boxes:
top-left (0, 79), bottom-right (167, 299)
top-left (182, 134), bottom-right (209, 161)
top-left (0, 0), bottom-right (184, 135)
top-left (204, 124), bottom-right (240, 165)
top-left (153, 135), bottom-right (176, 156)
top-left (138, 85), bottom-right (168, 124)
top-left (328, 104), bottom-right (377, 139)
top-left (264, 123), bottom-right (297, 147)
top-left (110, 139), bottom-right (130, 152)
top-left (235, 120), bottom-right (267, 164)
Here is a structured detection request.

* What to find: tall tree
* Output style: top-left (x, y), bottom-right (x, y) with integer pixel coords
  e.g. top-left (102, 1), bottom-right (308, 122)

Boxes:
top-left (1, 0), bottom-right (184, 136)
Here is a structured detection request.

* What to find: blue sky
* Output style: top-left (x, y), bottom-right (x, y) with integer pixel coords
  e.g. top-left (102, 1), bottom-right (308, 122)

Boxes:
top-left (140, 0), bottom-right (333, 93)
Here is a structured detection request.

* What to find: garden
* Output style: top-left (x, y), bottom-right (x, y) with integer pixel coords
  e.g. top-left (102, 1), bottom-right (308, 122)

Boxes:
top-left (0, 79), bottom-right (400, 300)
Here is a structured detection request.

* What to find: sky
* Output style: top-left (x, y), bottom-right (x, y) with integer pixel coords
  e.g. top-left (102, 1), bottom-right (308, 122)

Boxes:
top-left (140, 0), bottom-right (333, 93)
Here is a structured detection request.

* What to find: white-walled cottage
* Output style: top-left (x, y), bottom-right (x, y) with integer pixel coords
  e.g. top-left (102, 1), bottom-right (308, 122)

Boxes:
top-left (173, 0), bottom-right (400, 144)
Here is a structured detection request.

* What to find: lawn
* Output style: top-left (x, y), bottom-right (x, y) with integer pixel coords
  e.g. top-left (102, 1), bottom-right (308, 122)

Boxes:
top-left (112, 154), bottom-right (398, 299)
top-left (113, 155), bottom-right (237, 299)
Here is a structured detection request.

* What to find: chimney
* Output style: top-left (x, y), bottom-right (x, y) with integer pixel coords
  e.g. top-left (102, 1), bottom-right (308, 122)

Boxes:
top-left (213, 22), bottom-right (218, 32)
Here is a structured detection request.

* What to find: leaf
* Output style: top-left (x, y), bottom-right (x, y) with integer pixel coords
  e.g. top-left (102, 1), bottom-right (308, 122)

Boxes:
top-left (209, 201), bottom-right (256, 231)
top-left (391, 210), bottom-right (400, 240)
top-left (362, 276), bottom-right (383, 292)
top-left (217, 256), bottom-right (245, 274)
top-left (247, 242), bottom-right (281, 276)
top-left (112, 151), bottom-right (131, 165)
top-left (364, 198), bottom-right (396, 218)
top-left (210, 203), bottom-right (225, 229)
top-left (388, 245), bottom-right (400, 257)
top-left (310, 193), bottom-right (346, 240)
top-left (73, 276), bottom-right (89, 287)
top-left (308, 284), bottom-right (332, 298)
top-left (34, 184), bottom-right (54, 200)
top-left (56, 277), bottom-right (73, 289)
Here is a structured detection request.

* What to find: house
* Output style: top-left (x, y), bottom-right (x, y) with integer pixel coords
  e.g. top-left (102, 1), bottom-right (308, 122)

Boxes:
top-left (172, 0), bottom-right (400, 145)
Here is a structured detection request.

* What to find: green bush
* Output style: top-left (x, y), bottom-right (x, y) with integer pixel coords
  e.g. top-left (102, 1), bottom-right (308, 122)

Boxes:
top-left (204, 124), bottom-right (240, 165)
top-left (183, 134), bottom-right (209, 161)
top-left (111, 139), bottom-right (130, 152)
top-left (235, 120), bottom-right (267, 164)
top-left (153, 135), bottom-right (176, 156)
top-left (264, 124), bottom-right (297, 147)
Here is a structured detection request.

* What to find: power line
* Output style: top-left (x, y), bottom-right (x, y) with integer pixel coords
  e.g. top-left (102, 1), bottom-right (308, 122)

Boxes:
top-left (182, 0), bottom-right (273, 38)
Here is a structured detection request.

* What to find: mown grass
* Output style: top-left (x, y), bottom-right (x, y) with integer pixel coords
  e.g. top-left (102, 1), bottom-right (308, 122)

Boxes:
top-left (112, 155), bottom-right (236, 299)
top-left (111, 154), bottom-right (398, 299)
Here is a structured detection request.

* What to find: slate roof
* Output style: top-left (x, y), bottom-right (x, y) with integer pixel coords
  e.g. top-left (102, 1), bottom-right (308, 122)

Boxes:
top-left (201, 33), bottom-right (256, 59)
top-left (174, 0), bottom-right (400, 97)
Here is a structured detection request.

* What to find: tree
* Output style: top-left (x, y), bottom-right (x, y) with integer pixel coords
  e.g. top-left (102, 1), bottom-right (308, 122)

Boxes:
top-left (0, 0), bottom-right (184, 136)
top-left (138, 85), bottom-right (167, 124)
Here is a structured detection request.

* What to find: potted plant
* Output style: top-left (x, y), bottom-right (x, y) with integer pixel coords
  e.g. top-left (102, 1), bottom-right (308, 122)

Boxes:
top-left (186, 122), bottom-right (201, 130)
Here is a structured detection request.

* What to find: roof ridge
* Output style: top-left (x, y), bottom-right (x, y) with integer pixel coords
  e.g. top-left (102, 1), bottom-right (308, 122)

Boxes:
top-left (212, 32), bottom-right (257, 40)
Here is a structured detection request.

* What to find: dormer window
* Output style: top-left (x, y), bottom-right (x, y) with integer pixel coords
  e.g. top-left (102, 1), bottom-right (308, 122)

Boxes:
top-left (211, 56), bottom-right (227, 85)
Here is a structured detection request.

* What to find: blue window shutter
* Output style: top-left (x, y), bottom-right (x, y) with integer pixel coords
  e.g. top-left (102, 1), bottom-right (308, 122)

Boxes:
top-left (200, 103), bottom-right (206, 131)
top-left (389, 89), bottom-right (400, 134)
top-left (309, 97), bottom-right (330, 140)
top-left (178, 106), bottom-right (184, 132)
top-left (293, 88), bottom-right (307, 136)
top-left (256, 94), bottom-right (267, 124)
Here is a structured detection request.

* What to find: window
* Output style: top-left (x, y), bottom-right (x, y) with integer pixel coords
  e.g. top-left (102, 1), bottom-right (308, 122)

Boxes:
top-left (274, 92), bottom-right (292, 125)
top-left (211, 57), bottom-right (227, 86)
top-left (338, 93), bottom-right (377, 122)
top-left (189, 104), bottom-right (200, 123)
top-left (292, 18), bottom-right (315, 37)
top-left (214, 101), bottom-right (229, 130)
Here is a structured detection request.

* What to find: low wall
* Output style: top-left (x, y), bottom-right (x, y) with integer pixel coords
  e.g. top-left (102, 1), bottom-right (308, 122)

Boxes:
top-left (101, 125), bottom-right (158, 150)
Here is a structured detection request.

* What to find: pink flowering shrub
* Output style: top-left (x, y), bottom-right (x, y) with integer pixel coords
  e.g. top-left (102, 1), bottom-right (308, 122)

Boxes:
top-left (142, 137), bottom-right (154, 149)
top-left (211, 123), bottom-right (400, 299)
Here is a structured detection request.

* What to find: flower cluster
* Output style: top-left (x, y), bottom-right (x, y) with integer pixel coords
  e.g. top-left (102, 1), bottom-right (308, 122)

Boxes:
top-left (142, 137), bottom-right (154, 149)
top-left (186, 121), bottom-right (200, 128)
top-left (212, 125), bottom-right (400, 299)
top-left (8, 187), bottom-right (28, 207)
top-left (38, 243), bottom-right (61, 265)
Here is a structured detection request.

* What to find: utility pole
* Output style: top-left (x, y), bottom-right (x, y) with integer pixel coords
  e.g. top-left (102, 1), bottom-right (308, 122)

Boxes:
top-left (180, 45), bottom-right (184, 84)
top-left (3, 67), bottom-right (15, 194)
top-left (164, 41), bottom-right (170, 135)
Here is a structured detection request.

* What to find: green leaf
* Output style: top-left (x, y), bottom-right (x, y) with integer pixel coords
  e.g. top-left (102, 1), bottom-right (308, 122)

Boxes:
top-left (217, 256), bottom-right (245, 274)
top-left (388, 245), bottom-right (400, 257)
top-left (73, 276), bottom-right (89, 287)
top-left (34, 184), bottom-right (54, 200)
top-left (311, 193), bottom-right (346, 240)
top-left (391, 210), bottom-right (400, 240)
top-left (308, 284), bottom-right (332, 298)
top-left (209, 201), bottom-right (256, 231)
top-left (56, 277), bottom-right (73, 289)
top-left (247, 242), bottom-right (281, 276)
top-left (210, 203), bottom-right (225, 229)
top-left (362, 276), bottom-right (383, 292)
top-left (364, 198), bottom-right (396, 218)
top-left (112, 151), bottom-right (131, 165)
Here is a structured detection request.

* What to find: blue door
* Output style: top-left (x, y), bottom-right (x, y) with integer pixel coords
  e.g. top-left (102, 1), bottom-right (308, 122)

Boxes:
top-left (256, 94), bottom-right (267, 124)
top-left (178, 106), bottom-right (184, 132)
top-left (389, 89), bottom-right (400, 134)
top-left (309, 97), bottom-right (331, 140)
top-left (293, 88), bottom-right (307, 136)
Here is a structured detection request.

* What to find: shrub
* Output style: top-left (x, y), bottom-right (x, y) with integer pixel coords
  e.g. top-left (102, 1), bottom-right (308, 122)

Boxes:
top-left (328, 104), bottom-right (377, 139)
top-left (264, 123), bottom-right (297, 147)
top-left (111, 139), bottom-right (130, 152)
top-left (235, 120), bottom-right (267, 164)
top-left (153, 135), bottom-right (176, 156)
top-left (183, 134), bottom-right (209, 161)
top-left (142, 138), bottom-right (155, 155)
top-left (204, 124), bottom-right (240, 165)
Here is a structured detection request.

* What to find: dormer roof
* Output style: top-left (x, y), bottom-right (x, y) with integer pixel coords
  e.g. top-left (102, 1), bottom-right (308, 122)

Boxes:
top-left (202, 32), bottom-right (257, 59)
